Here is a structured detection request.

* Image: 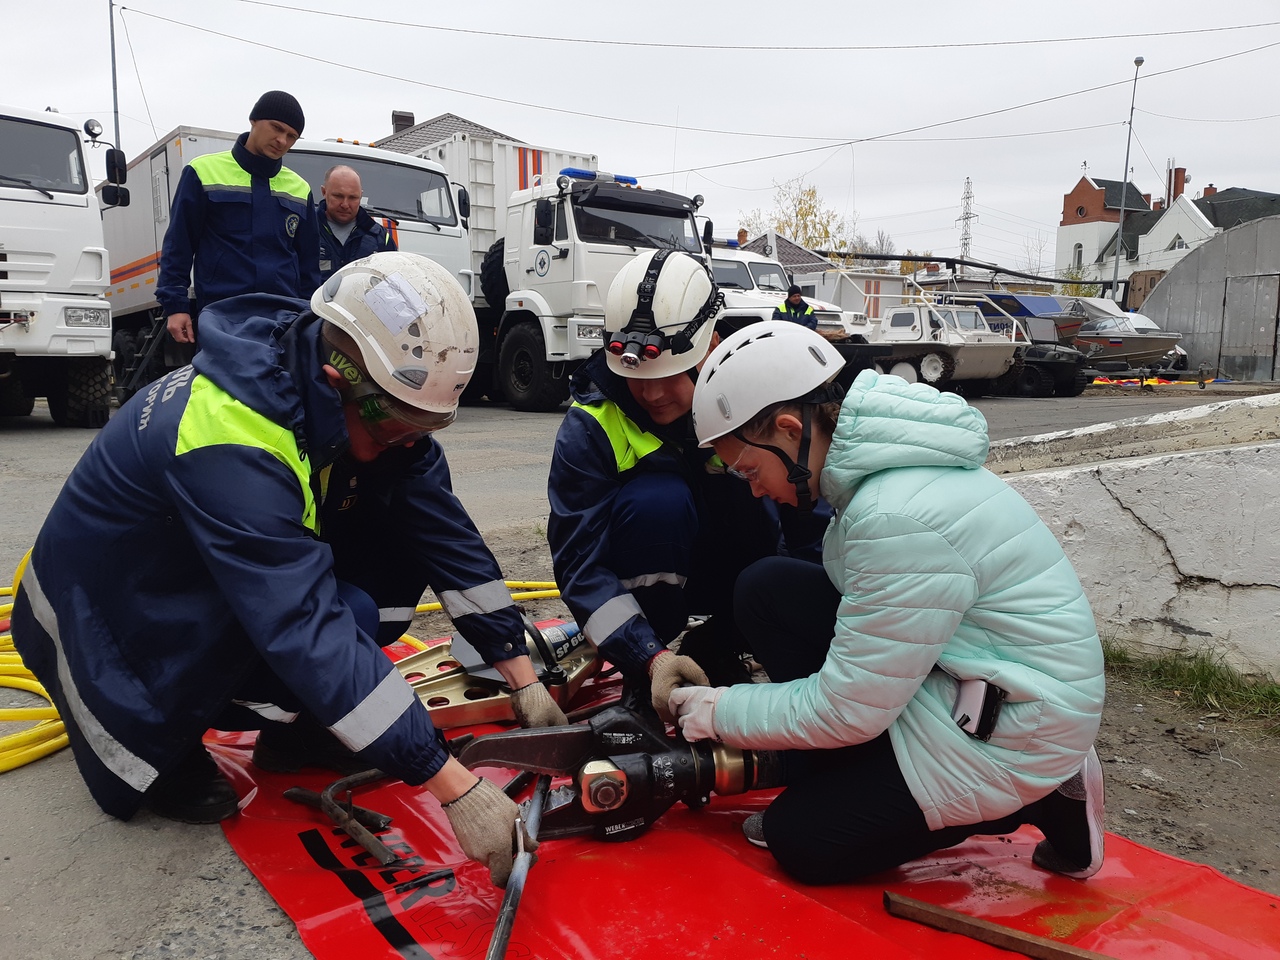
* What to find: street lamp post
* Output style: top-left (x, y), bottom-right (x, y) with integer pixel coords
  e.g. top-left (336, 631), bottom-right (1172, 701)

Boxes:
top-left (1110, 55), bottom-right (1144, 304)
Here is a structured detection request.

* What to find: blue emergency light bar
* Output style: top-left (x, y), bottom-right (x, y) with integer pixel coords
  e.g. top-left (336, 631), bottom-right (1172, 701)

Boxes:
top-left (559, 167), bottom-right (639, 186)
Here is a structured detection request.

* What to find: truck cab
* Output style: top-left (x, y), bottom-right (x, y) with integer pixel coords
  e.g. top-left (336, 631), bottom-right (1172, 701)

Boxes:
top-left (709, 246), bottom-right (859, 340)
top-left (479, 169), bottom-right (704, 410)
top-left (0, 105), bottom-right (114, 426)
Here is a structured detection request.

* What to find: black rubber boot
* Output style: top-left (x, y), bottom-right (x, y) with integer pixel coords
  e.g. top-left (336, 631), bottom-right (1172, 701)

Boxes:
top-left (145, 745), bottom-right (239, 824)
top-left (251, 714), bottom-right (373, 777)
top-left (677, 617), bottom-right (753, 687)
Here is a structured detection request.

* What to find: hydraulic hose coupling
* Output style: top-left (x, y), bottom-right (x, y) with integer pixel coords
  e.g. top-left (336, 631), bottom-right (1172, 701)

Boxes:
top-left (703, 744), bottom-right (784, 797)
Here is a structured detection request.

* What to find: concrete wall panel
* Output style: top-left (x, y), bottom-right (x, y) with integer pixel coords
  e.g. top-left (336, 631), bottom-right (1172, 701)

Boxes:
top-left (1003, 438), bottom-right (1280, 677)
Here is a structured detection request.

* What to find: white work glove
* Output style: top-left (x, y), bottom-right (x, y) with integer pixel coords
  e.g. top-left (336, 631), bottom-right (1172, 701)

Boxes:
top-left (648, 652), bottom-right (710, 723)
top-left (668, 685), bottom-right (727, 741)
top-left (510, 682), bottom-right (568, 728)
top-left (441, 777), bottom-right (536, 888)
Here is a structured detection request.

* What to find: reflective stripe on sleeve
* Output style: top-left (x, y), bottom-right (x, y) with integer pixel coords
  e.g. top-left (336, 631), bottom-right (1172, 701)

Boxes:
top-left (438, 579), bottom-right (514, 619)
top-left (619, 571), bottom-right (687, 591)
top-left (230, 700), bottom-right (300, 723)
top-left (583, 594), bottom-right (645, 646)
top-left (328, 669), bottom-right (416, 753)
top-left (379, 606), bottom-right (417, 622)
top-left (22, 565), bottom-right (160, 793)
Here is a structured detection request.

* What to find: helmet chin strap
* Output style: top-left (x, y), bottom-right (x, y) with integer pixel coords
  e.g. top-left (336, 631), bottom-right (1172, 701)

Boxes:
top-left (733, 405), bottom-right (818, 513)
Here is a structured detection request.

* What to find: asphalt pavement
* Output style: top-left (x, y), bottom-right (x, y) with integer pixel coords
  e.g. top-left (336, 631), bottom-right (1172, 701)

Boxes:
top-left (1, 383), bottom-right (1273, 959)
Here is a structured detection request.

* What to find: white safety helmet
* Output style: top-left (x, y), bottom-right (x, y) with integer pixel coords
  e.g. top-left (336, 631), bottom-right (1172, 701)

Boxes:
top-left (693, 319), bottom-right (845, 447)
top-left (603, 249), bottom-right (723, 380)
top-left (312, 252), bottom-right (478, 430)
top-left (693, 320), bottom-right (846, 512)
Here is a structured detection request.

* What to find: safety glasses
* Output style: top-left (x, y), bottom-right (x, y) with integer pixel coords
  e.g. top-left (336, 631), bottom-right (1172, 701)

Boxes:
top-left (724, 447), bottom-right (759, 483)
top-left (353, 391), bottom-right (455, 447)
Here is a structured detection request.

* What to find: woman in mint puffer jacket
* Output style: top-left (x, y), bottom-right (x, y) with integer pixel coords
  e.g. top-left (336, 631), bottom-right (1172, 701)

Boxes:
top-left (672, 320), bottom-right (1106, 885)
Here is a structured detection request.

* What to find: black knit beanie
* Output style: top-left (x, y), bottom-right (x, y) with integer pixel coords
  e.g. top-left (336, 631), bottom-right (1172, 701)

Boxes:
top-left (249, 90), bottom-right (305, 135)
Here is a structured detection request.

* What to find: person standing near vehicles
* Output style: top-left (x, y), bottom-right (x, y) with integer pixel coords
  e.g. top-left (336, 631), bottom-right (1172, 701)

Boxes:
top-left (672, 320), bottom-right (1106, 885)
top-left (157, 90), bottom-right (322, 346)
top-left (547, 250), bottom-right (828, 721)
top-left (317, 165), bottom-right (397, 281)
top-left (772, 284), bottom-right (817, 330)
top-left (11, 253), bottom-right (564, 888)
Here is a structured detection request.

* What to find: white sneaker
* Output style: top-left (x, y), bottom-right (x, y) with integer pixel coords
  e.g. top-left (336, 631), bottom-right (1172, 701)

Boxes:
top-left (742, 813), bottom-right (768, 849)
top-left (1033, 745), bottom-right (1105, 879)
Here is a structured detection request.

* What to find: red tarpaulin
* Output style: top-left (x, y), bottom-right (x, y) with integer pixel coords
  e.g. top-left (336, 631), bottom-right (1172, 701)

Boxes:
top-left (212, 663), bottom-right (1280, 960)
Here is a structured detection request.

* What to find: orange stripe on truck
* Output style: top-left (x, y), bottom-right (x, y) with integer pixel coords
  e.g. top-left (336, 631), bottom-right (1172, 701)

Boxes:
top-left (111, 251), bottom-right (160, 284)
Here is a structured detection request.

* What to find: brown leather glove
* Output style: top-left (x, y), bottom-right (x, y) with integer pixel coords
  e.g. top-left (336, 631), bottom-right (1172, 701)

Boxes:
top-left (442, 777), bottom-right (536, 888)
top-left (648, 652), bottom-right (710, 723)
top-left (510, 681), bottom-right (568, 728)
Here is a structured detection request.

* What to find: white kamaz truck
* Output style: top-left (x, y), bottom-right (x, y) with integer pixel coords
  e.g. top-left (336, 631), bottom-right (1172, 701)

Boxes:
top-left (102, 127), bottom-right (471, 398)
top-left (0, 105), bottom-right (121, 426)
top-left (392, 132), bottom-right (708, 410)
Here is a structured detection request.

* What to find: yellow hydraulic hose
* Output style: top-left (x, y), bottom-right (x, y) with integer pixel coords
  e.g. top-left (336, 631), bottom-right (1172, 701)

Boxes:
top-left (0, 559), bottom-right (561, 772)
top-left (1, 549), bottom-right (70, 772)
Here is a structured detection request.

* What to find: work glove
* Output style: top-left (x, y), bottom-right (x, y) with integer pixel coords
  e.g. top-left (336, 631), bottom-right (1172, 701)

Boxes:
top-left (510, 681), bottom-right (568, 728)
top-left (442, 777), bottom-right (537, 888)
top-left (649, 652), bottom-right (710, 723)
top-left (668, 685), bottom-right (727, 741)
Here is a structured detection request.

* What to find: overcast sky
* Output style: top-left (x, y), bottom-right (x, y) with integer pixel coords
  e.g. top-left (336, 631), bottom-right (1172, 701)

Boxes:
top-left (8, 0), bottom-right (1280, 274)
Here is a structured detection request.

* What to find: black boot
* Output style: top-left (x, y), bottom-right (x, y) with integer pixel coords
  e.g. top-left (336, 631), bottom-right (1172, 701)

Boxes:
top-left (145, 744), bottom-right (239, 824)
top-left (252, 713), bottom-right (373, 777)
top-left (677, 617), bottom-right (753, 687)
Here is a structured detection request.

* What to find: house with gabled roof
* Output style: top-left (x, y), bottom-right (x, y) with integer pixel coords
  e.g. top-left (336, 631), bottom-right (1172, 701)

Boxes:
top-left (1055, 167), bottom-right (1280, 288)
top-left (375, 112), bottom-right (520, 155)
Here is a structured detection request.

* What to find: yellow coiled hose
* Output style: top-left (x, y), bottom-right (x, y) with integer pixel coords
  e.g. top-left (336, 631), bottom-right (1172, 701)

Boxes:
top-left (0, 556), bottom-right (559, 770)
top-left (1, 549), bottom-right (69, 772)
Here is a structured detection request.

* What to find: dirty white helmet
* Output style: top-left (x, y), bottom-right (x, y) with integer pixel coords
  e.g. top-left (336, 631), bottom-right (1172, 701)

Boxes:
top-left (693, 319), bottom-right (845, 447)
top-left (603, 249), bottom-right (723, 380)
top-left (312, 252), bottom-right (478, 427)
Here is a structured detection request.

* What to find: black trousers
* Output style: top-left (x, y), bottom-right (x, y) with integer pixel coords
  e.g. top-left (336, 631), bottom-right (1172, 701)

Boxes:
top-left (734, 557), bottom-right (1075, 885)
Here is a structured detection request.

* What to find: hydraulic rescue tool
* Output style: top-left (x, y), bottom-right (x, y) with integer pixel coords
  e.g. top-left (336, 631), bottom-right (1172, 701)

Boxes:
top-left (457, 705), bottom-right (784, 841)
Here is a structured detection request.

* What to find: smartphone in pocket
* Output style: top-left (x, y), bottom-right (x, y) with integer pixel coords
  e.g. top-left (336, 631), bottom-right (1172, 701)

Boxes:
top-left (951, 678), bottom-right (1006, 742)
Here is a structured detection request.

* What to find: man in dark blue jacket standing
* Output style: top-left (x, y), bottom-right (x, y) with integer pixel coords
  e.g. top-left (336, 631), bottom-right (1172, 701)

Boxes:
top-left (772, 284), bottom-right (817, 330)
top-left (157, 90), bottom-right (323, 346)
top-left (318, 165), bottom-right (397, 280)
top-left (12, 254), bottom-right (563, 888)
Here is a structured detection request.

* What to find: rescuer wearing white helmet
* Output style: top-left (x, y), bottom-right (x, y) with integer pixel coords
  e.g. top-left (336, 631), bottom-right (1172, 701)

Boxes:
top-left (11, 252), bottom-right (564, 890)
top-left (547, 250), bottom-right (830, 722)
top-left (670, 320), bottom-right (1107, 886)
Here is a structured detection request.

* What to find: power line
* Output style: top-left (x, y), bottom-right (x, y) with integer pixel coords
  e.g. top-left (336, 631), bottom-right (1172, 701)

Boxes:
top-left (1136, 107), bottom-right (1280, 123)
top-left (115, 5), bottom-right (842, 142)
top-left (225, 2), bottom-right (1280, 53)
top-left (645, 37), bottom-right (1280, 177)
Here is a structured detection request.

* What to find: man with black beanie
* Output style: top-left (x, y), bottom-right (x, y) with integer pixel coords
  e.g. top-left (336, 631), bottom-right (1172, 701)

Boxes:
top-left (157, 90), bottom-right (322, 347)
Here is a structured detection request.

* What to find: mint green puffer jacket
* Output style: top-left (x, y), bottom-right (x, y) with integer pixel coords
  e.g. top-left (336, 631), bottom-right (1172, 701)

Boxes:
top-left (713, 370), bottom-right (1104, 831)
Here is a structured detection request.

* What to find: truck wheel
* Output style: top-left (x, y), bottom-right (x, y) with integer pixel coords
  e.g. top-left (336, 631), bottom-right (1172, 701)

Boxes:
top-left (1056, 372), bottom-right (1091, 397)
top-left (111, 329), bottom-right (137, 386)
top-left (918, 352), bottom-right (954, 385)
top-left (0, 374), bottom-right (35, 417)
top-left (499, 323), bottom-right (569, 412)
top-left (479, 239), bottom-right (509, 311)
top-left (49, 358), bottom-right (111, 428)
top-left (888, 361), bottom-right (918, 383)
top-left (1015, 364), bottom-right (1047, 397)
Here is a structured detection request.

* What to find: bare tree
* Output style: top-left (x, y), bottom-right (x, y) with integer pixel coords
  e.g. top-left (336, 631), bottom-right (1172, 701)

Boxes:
top-left (740, 177), bottom-right (867, 257)
top-left (1019, 231), bottom-right (1048, 275)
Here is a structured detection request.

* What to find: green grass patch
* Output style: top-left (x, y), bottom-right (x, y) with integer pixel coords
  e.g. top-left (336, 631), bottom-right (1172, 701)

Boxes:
top-left (1103, 637), bottom-right (1280, 729)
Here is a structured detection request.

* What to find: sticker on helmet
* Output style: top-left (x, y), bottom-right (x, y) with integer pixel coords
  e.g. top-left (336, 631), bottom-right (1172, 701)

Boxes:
top-left (363, 272), bottom-right (429, 336)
